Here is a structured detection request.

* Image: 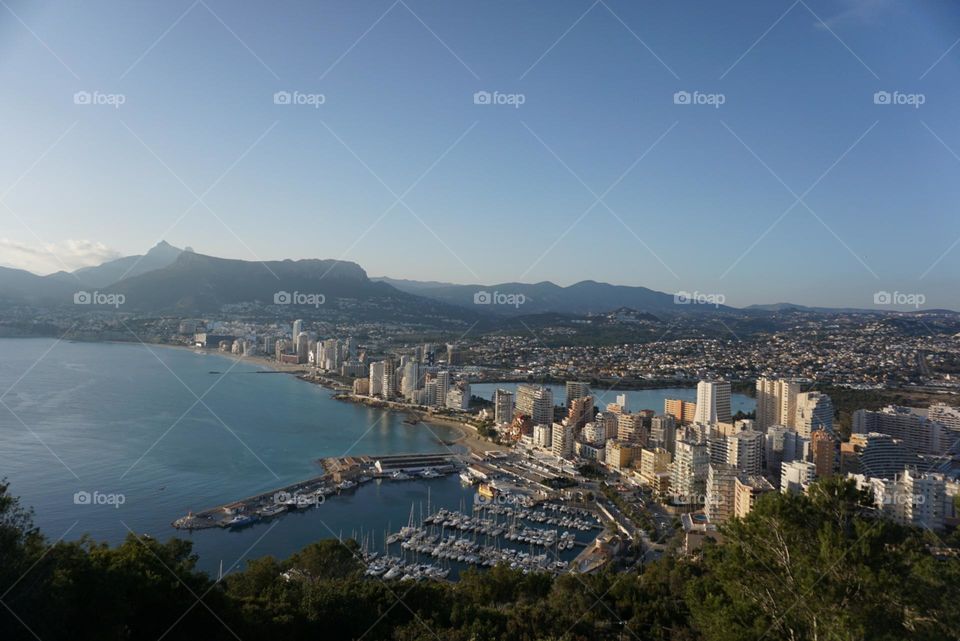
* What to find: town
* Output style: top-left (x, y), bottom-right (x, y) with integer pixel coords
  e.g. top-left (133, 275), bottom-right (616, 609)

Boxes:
top-left (161, 313), bottom-right (960, 570)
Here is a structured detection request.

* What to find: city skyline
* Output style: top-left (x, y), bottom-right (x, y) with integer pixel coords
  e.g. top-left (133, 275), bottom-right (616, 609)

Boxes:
top-left (1, 0), bottom-right (960, 308)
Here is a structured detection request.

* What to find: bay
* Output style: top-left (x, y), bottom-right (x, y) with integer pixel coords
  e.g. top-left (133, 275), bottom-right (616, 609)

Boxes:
top-left (0, 339), bottom-right (754, 575)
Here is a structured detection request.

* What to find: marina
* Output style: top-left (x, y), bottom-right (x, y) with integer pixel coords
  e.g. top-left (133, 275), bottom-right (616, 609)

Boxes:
top-left (172, 453), bottom-right (464, 530)
top-left (359, 499), bottom-right (608, 579)
top-left (172, 446), bottom-right (615, 578)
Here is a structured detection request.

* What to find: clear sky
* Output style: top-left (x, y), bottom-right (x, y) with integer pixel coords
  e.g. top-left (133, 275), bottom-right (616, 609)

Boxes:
top-left (0, 0), bottom-right (958, 309)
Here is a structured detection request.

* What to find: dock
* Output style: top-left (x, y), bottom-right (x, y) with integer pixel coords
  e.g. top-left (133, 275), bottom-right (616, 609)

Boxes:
top-left (173, 452), bottom-right (464, 530)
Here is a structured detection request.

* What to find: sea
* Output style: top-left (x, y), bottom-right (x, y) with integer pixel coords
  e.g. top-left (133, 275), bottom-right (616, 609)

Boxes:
top-left (0, 339), bottom-right (754, 575)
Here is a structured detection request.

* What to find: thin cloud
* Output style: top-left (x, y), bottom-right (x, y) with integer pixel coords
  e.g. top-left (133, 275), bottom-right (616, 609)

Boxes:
top-left (0, 238), bottom-right (121, 275)
top-left (815, 0), bottom-right (892, 29)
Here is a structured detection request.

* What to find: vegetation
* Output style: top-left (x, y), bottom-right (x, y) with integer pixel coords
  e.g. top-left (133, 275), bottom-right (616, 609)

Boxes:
top-left (601, 485), bottom-right (655, 534)
top-left (577, 461), bottom-right (607, 479)
top-left (1, 479), bottom-right (958, 641)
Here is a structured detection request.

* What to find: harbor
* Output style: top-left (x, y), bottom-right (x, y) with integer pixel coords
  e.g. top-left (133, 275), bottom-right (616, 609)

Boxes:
top-left (171, 448), bottom-right (618, 578)
top-left (362, 499), bottom-right (611, 579)
top-left (172, 453), bottom-right (463, 530)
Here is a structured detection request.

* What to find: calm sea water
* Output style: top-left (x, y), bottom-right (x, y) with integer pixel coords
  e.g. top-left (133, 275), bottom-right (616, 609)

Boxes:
top-left (0, 339), bottom-right (468, 573)
top-left (0, 339), bottom-right (753, 574)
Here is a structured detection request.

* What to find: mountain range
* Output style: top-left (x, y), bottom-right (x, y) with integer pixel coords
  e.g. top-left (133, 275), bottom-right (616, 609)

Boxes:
top-left (375, 277), bottom-right (733, 315)
top-left (0, 242), bottom-right (953, 318)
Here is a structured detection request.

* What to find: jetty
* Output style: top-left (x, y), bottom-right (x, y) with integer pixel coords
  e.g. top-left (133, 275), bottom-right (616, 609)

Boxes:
top-left (172, 452), bottom-right (463, 531)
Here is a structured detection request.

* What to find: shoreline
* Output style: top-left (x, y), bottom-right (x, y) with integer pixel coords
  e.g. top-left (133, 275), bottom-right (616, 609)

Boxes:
top-left (156, 342), bottom-right (311, 375)
top-left (328, 392), bottom-right (510, 457)
top-left (158, 343), bottom-right (504, 457)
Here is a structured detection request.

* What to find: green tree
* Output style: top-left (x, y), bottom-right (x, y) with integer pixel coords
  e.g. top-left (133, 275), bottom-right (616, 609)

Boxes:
top-left (687, 477), bottom-right (960, 641)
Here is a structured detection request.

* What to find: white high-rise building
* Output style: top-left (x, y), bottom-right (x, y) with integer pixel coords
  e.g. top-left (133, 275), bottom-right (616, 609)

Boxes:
top-left (615, 394), bottom-right (629, 412)
top-left (795, 391), bottom-right (834, 438)
top-left (671, 439), bottom-right (709, 503)
top-left (516, 385), bottom-right (554, 426)
top-left (401, 362), bottom-right (422, 399)
top-left (852, 469), bottom-right (947, 531)
top-left (755, 378), bottom-right (801, 431)
top-left (494, 389), bottom-right (515, 425)
top-left (565, 381), bottom-right (591, 407)
top-left (649, 415), bottom-right (677, 453)
top-left (533, 423), bottom-right (553, 449)
top-left (368, 361), bottom-right (385, 397)
top-left (423, 380), bottom-right (439, 407)
top-left (928, 403), bottom-right (960, 432)
top-left (726, 430), bottom-right (764, 476)
top-left (694, 380), bottom-right (732, 425)
top-left (296, 332), bottom-right (310, 363)
top-left (706, 463), bottom-right (738, 523)
top-left (434, 371), bottom-right (451, 408)
top-left (853, 406), bottom-right (947, 456)
top-left (445, 383), bottom-right (470, 411)
top-left (780, 460), bottom-right (816, 494)
top-left (888, 470), bottom-right (946, 530)
top-left (765, 426), bottom-right (809, 476)
top-left (596, 412), bottom-right (618, 441)
top-left (381, 357), bottom-right (397, 399)
top-left (551, 421), bottom-right (574, 459)
top-left (582, 422), bottom-right (606, 446)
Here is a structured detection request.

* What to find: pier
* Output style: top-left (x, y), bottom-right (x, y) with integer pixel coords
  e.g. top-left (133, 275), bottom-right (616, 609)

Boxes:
top-left (172, 452), bottom-right (464, 530)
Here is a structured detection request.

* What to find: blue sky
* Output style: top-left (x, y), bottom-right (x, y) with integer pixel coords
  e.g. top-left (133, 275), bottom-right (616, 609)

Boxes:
top-left (0, 0), bottom-right (958, 309)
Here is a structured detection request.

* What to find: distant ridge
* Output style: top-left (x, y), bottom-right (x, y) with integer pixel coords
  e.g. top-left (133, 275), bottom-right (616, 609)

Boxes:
top-left (70, 240), bottom-right (184, 288)
top-left (374, 277), bottom-right (735, 316)
top-left (0, 245), bottom-right (956, 316)
top-left (109, 251), bottom-right (389, 312)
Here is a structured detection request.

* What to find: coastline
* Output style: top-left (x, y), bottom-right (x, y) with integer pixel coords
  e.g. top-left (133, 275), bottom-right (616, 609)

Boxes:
top-left (180, 348), bottom-right (507, 457)
top-left (330, 392), bottom-right (509, 456)
top-left (155, 342), bottom-right (310, 375)
top-left (160, 343), bottom-right (504, 456)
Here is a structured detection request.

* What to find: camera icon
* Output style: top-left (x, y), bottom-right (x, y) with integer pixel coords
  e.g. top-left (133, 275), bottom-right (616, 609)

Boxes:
top-left (473, 91), bottom-right (491, 105)
top-left (673, 290), bottom-right (691, 304)
top-left (73, 291), bottom-right (91, 304)
top-left (673, 91), bottom-right (691, 105)
top-left (873, 291), bottom-right (892, 305)
top-left (474, 290), bottom-right (492, 304)
top-left (873, 91), bottom-right (891, 105)
top-left (73, 91), bottom-right (91, 105)
top-left (273, 91), bottom-right (291, 105)
top-left (274, 290), bottom-right (291, 304)
top-left (73, 491), bottom-right (91, 505)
